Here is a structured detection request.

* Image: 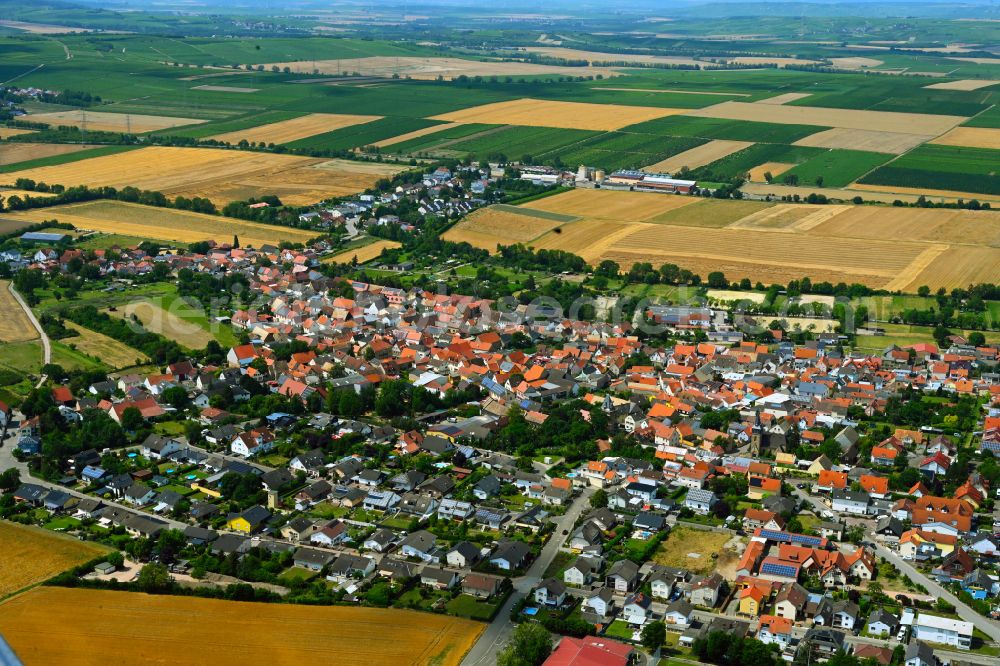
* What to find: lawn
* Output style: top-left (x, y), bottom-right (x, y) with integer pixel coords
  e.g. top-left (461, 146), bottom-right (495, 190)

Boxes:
top-left (542, 551), bottom-right (575, 579)
top-left (277, 567), bottom-right (319, 585)
top-left (445, 593), bottom-right (502, 621)
top-left (652, 526), bottom-right (732, 575)
top-left (605, 620), bottom-right (637, 641)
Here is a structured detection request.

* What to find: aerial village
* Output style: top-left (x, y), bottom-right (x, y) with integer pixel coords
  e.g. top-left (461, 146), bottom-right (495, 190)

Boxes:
top-left (2, 226), bottom-right (999, 666)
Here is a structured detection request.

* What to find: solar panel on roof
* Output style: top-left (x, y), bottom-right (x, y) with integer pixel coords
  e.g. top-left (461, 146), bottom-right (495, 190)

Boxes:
top-left (761, 562), bottom-right (799, 578)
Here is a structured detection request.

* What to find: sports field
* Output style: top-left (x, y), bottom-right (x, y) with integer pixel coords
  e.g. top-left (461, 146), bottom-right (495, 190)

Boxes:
top-left (1, 147), bottom-right (398, 205)
top-left (208, 113), bottom-right (381, 144)
top-left (685, 101), bottom-right (965, 135)
top-left (109, 299), bottom-right (216, 350)
top-left (431, 99), bottom-right (685, 131)
top-left (63, 321), bottom-right (149, 369)
top-left (18, 110), bottom-right (205, 133)
top-left (0, 281), bottom-right (39, 344)
top-left (6, 200), bottom-right (318, 248)
top-left (0, 587), bottom-right (483, 666)
top-left (0, 521), bottom-right (110, 598)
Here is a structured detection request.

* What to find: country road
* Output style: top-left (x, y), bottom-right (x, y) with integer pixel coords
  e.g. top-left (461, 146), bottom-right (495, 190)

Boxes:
top-left (793, 488), bottom-right (1000, 643)
top-left (8, 281), bottom-right (51, 383)
top-left (461, 487), bottom-right (595, 666)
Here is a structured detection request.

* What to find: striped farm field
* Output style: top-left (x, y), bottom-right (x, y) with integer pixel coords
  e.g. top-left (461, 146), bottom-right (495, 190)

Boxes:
top-left (17, 110), bottom-right (205, 133)
top-left (521, 188), bottom-right (697, 221)
top-left (6, 200), bottom-right (318, 248)
top-left (684, 101), bottom-right (965, 135)
top-left (208, 113), bottom-right (381, 145)
top-left (643, 139), bottom-right (753, 173)
top-left (0, 587), bottom-right (483, 666)
top-left (1, 147), bottom-right (401, 205)
top-left (0, 521), bottom-right (110, 598)
top-left (324, 239), bottom-right (401, 264)
top-left (793, 128), bottom-right (931, 154)
top-left (431, 98), bottom-right (685, 131)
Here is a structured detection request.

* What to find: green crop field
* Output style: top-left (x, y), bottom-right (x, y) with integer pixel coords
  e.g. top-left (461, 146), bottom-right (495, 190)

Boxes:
top-left (622, 116), bottom-right (821, 144)
top-left (780, 149), bottom-right (892, 188)
top-left (284, 117), bottom-right (443, 152)
top-left (160, 110), bottom-right (306, 140)
top-left (444, 126), bottom-right (598, 161)
top-left (382, 123), bottom-right (497, 153)
top-left (688, 143), bottom-right (822, 181)
top-left (552, 133), bottom-right (705, 172)
top-left (858, 144), bottom-right (1000, 195)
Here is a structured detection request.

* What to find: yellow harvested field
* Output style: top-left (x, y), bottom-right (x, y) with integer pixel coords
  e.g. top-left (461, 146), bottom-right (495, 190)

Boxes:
top-left (756, 92), bottom-right (811, 105)
top-left (443, 207), bottom-right (566, 248)
top-left (793, 127), bottom-right (931, 154)
top-left (431, 99), bottom-right (684, 132)
top-left (741, 182), bottom-right (1000, 206)
top-left (0, 128), bottom-right (35, 139)
top-left (643, 139), bottom-right (753, 173)
top-left (264, 56), bottom-right (622, 80)
top-left (930, 127), bottom-right (1000, 150)
top-left (924, 79), bottom-right (1000, 91)
top-left (110, 300), bottom-right (215, 350)
top-left (209, 113), bottom-right (380, 144)
top-left (0, 587), bottom-right (483, 666)
top-left (0, 281), bottom-right (38, 343)
top-left (828, 56), bottom-right (883, 69)
top-left (728, 203), bottom-right (830, 230)
top-left (530, 218), bottom-right (637, 263)
top-left (0, 20), bottom-right (88, 34)
top-left (325, 239), bottom-right (401, 264)
top-left (6, 200), bottom-right (318, 249)
top-left (0, 521), bottom-right (110, 598)
top-left (807, 206), bottom-right (1000, 246)
top-left (891, 246), bottom-right (1000, 293)
top-left (846, 181), bottom-right (1000, 204)
top-left (522, 188), bottom-right (696, 221)
top-left (707, 289), bottom-right (766, 303)
top-left (1, 147), bottom-right (401, 205)
top-left (0, 142), bottom-right (101, 167)
top-left (64, 321), bottom-right (148, 368)
top-left (649, 199), bottom-right (774, 227)
top-left (18, 110), bottom-right (205, 134)
top-left (0, 188), bottom-right (57, 200)
top-left (523, 47), bottom-right (706, 68)
top-left (747, 162), bottom-right (795, 183)
top-left (594, 87), bottom-right (748, 97)
top-left (727, 56), bottom-right (823, 67)
top-left (685, 101), bottom-right (966, 135)
top-left (375, 122), bottom-right (461, 148)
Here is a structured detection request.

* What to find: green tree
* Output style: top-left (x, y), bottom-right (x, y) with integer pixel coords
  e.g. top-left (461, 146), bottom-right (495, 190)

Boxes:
top-left (120, 406), bottom-right (144, 432)
top-left (0, 468), bottom-right (21, 492)
top-left (641, 620), bottom-right (666, 652)
top-left (590, 488), bottom-right (608, 509)
top-left (496, 623), bottom-right (552, 666)
top-left (136, 563), bottom-right (171, 592)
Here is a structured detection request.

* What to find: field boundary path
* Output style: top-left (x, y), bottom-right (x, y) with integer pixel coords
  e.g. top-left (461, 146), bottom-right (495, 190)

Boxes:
top-left (8, 281), bottom-right (50, 379)
top-left (461, 487), bottom-right (595, 666)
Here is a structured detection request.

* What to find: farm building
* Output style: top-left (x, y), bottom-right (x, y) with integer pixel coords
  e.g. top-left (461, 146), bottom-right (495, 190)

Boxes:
top-left (20, 231), bottom-right (70, 244)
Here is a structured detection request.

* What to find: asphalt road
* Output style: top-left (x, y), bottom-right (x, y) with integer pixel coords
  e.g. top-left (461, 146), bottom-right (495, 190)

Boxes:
top-left (8, 281), bottom-right (50, 371)
top-left (461, 487), bottom-right (596, 666)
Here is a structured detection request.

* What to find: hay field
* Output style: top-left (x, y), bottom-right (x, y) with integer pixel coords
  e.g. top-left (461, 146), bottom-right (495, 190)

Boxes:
top-left (807, 206), bottom-right (1000, 246)
top-left (741, 182), bottom-right (1000, 206)
top-left (0, 142), bottom-right (101, 166)
top-left (643, 140), bottom-right (753, 173)
top-left (756, 93), bottom-right (811, 105)
top-left (747, 162), bottom-right (795, 182)
top-left (265, 56), bottom-right (622, 80)
top-left (0, 128), bottom-right (35, 139)
top-left (443, 207), bottom-right (568, 248)
top-left (794, 128), bottom-right (932, 154)
top-left (521, 188), bottom-right (696, 220)
top-left (529, 218), bottom-right (637, 262)
top-left (6, 201), bottom-right (318, 249)
top-left (930, 127), bottom-right (1000, 149)
top-left (64, 321), bottom-right (147, 368)
top-left (110, 300), bottom-right (216, 350)
top-left (325, 239), bottom-right (401, 264)
top-left (375, 122), bottom-right (461, 148)
top-left (0, 281), bottom-right (39, 343)
top-left (1, 147), bottom-right (392, 205)
top-left (846, 182), bottom-right (1000, 204)
top-left (685, 101), bottom-right (965, 135)
top-left (924, 79), bottom-right (1000, 91)
top-left (431, 99), bottom-right (684, 132)
top-left (891, 246), bottom-right (1000, 292)
top-left (0, 587), bottom-right (483, 666)
top-left (0, 522), bottom-right (110, 598)
top-left (649, 199), bottom-right (773, 227)
top-left (728, 203), bottom-right (836, 230)
top-left (208, 113), bottom-right (381, 144)
top-left (18, 110), bottom-right (205, 134)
